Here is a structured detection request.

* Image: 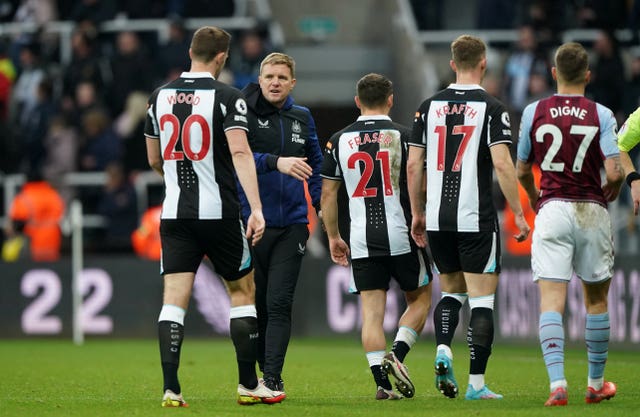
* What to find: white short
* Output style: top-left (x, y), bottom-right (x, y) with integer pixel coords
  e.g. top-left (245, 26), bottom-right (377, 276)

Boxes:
top-left (531, 200), bottom-right (613, 283)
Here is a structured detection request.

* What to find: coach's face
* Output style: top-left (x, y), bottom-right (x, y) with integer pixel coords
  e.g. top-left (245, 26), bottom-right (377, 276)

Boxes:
top-left (259, 63), bottom-right (296, 108)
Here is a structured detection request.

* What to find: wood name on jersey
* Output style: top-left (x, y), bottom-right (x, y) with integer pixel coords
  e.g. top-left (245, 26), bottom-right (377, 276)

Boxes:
top-left (346, 131), bottom-right (395, 149)
top-left (434, 103), bottom-right (479, 119)
top-left (166, 92), bottom-right (201, 106)
top-left (549, 105), bottom-right (587, 120)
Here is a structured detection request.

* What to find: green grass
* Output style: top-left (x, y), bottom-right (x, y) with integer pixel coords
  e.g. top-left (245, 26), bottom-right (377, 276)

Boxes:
top-left (0, 338), bottom-right (637, 416)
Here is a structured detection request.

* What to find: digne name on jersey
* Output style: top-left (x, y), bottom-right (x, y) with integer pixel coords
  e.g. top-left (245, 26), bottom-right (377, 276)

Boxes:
top-left (549, 106), bottom-right (587, 120)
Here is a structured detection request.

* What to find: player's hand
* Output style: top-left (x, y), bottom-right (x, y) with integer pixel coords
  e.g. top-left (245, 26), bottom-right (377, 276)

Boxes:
top-left (410, 215), bottom-right (427, 248)
top-left (329, 237), bottom-right (350, 266)
top-left (245, 210), bottom-right (265, 246)
top-left (513, 212), bottom-right (530, 242)
top-left (602, 182), bottom-right (621, 202)
top-left (631, 184), bottom-right (640, 216)
top-left (277, 157), bottom-right (313, 181)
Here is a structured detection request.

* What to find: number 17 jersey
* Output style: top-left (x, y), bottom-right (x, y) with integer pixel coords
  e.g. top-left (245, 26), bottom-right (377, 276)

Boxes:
top-left (410, 84), bottom-right (512, 232)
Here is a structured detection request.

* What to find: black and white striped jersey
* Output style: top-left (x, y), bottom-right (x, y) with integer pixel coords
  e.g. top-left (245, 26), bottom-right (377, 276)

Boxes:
top-left (144, 72), bottom-right (249, 220)
top-left (410, 84), bottom-right (512, 232)
top-left (321, 115), bottom-right (412, 259)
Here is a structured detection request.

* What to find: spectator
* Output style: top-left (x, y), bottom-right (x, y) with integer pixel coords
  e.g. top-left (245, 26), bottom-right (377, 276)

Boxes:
top-left (113, 91), bottom-right (148, 174)
top-left (42, 114), bottom-right (78, 203)
top-left (586, 30), bottom-right (626, 121)
top-left (156, 16), bottom-right (191, 82)
top-left (9, 39), bottom-right (46, 129)
top-left (21, 77), bottom-right (55, 174)
top-left (4, 169), bottom-right (65, 262)
top-left (97, 161), bottom-right (138, 252)
top-left (229, 29), bottom-right (271, 89)
top-left (107, 30), bottom-right (153, 115)
top-left (502, 25), bottom-right (551, 114)
top-left (78, 107), bottom-right (121, 172)
top-left (69, 0), bottom-right (117, 23)
top-left (0, 36), bottom-right (16, 121)
top-left (131, 205), bottom-right (161, 261)
top-left (61, 26), bottom-right (108, 112)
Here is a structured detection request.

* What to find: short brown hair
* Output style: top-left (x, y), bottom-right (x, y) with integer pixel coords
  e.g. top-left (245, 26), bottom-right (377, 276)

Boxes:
top-left (260, 52), bottom-right (296, 78)
top-left (554, 42), bottom-right (588, 85)
top-left (451, 35), bottom-right (486, 71)
top-left (190, 26), bottom-right (231, 63)
top-left (356, 73), bottom-right (393, 108)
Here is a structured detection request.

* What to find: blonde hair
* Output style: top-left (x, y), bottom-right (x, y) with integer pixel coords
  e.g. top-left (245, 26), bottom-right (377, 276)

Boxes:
top-left (451, 35), bottom-right (486, 71)
top-left (260, 52), bottom-right (296, 78)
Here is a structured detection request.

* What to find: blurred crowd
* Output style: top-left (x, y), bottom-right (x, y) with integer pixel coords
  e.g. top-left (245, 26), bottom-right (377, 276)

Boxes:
top-left (0, 0), bottom-right (274, 255)
top-left (2, 0), bottom-right (640, 258)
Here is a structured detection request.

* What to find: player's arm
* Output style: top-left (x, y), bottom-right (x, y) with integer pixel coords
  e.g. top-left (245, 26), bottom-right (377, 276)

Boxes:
top-left (320, 178), bottom-right (349, 266)
top-left (620, 151), bottom-right (640, 215)
top-left (407, 145), bottom-right (427, 247)
top-left (227, 128), bottom-right (265, 245)
top-left (491, 143), bottom-right (530, 242)
top-left (145, 136), bottom-right (164, 176)
top-left (515, 159), bottom-right (538, 209)
top-left (602, 155), bottom-right (624, 203)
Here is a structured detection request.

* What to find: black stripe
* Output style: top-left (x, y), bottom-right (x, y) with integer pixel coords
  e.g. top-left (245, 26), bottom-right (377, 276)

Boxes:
top-left (438, 101), bottom-right (465, 230)
top-left (172, 89), bottom-right (199, 218)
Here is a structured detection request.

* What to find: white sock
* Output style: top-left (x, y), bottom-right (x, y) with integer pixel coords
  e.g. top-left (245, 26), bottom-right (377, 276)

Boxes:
top-left (469, 374), bottom-right (485, 391)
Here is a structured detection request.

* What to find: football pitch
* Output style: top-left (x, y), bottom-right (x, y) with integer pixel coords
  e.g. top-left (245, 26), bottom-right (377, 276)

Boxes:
top-left (1, 338), bottom-right (636, 417)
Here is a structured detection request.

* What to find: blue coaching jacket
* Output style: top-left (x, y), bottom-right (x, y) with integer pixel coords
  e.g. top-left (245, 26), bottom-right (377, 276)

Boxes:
top-left (238, 82), bottom-right (323, 227)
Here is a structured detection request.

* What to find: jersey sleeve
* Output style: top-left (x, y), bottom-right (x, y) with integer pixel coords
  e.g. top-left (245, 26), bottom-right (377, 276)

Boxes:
top-left (517, 101), bottom-right (537, 161)
top-left (596, 103), bottom-right (619, 157)
top-left (410, 102), bottom-right (427, 148)
top-left (617, 106), bottom-right (640, 152)
top-left (144, 90), bottom-right (160, 139)
top-left (320, 134), bottom-right (342, 180)
top-left (487, 99), bottom-right (512, 147)
top-left (222, 88), bottom-right (249, 132)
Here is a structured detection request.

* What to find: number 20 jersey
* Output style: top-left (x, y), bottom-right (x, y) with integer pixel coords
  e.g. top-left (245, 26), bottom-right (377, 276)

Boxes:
top-left (517, 94), bottom-right (619, 209)
top-left (144, 72), bottom-right (249, 220)
top-left (410, 84), bottom-right (512, 232)
top-left (321, 115), bottom-right (412, 259)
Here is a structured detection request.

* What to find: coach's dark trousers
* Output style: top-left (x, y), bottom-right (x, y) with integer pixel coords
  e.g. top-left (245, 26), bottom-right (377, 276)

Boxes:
top-left (253, 223), bottom-right (309, 377)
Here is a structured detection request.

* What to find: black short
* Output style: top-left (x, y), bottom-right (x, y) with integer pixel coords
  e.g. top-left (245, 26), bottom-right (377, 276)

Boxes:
top-left (350, 248), bottom-right (432, 293)
top-left (427, 230), bottom-right (501, 274)
top-left (160, 219), bottom-right (252, 280)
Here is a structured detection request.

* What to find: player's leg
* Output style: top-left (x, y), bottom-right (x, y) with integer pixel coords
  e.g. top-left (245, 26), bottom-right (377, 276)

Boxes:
top-left (159, 272), bottom-right (194, 408)
top-left (207, 219), bottom-right (284, 405)
top-left (352, 257), bottom-right (400, 399)
top-left (361, 288), bottom-right (400, 399)
top-left (574, 204), bottom-right (616, 403)
top-left (582, 279), bottom-right (616, 403)
top-left (382, 249), bottom-right (432, 398)
top-left (538, 280), bottom-right (568, 406)
top-left (463, 272), bottom-right (502, 400)
top-left (427, 231), bottom-right (466, 398)
top-left (459, 231), bottom-right (502, 400)
top-left (157, 219), bottom-right (202, 407)
top-left (261, 224), bottom-right (308, 392)
top-left (531, 201), bottom-right (575, 406)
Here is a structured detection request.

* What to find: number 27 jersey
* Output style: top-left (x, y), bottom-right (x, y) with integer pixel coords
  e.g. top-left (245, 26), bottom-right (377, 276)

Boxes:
top-left (410, 84), bottom-right (512, 232)
top-left (517, 94), bottom-right (619, 208)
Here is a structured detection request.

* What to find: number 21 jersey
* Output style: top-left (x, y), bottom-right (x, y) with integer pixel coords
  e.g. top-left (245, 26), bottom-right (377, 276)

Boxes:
top-left (410, 84), bottom-right (512, 232)
top-left (321, 115), bottom-right (412, 259)
top-left (145, 72), bottom-right (249, 220)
